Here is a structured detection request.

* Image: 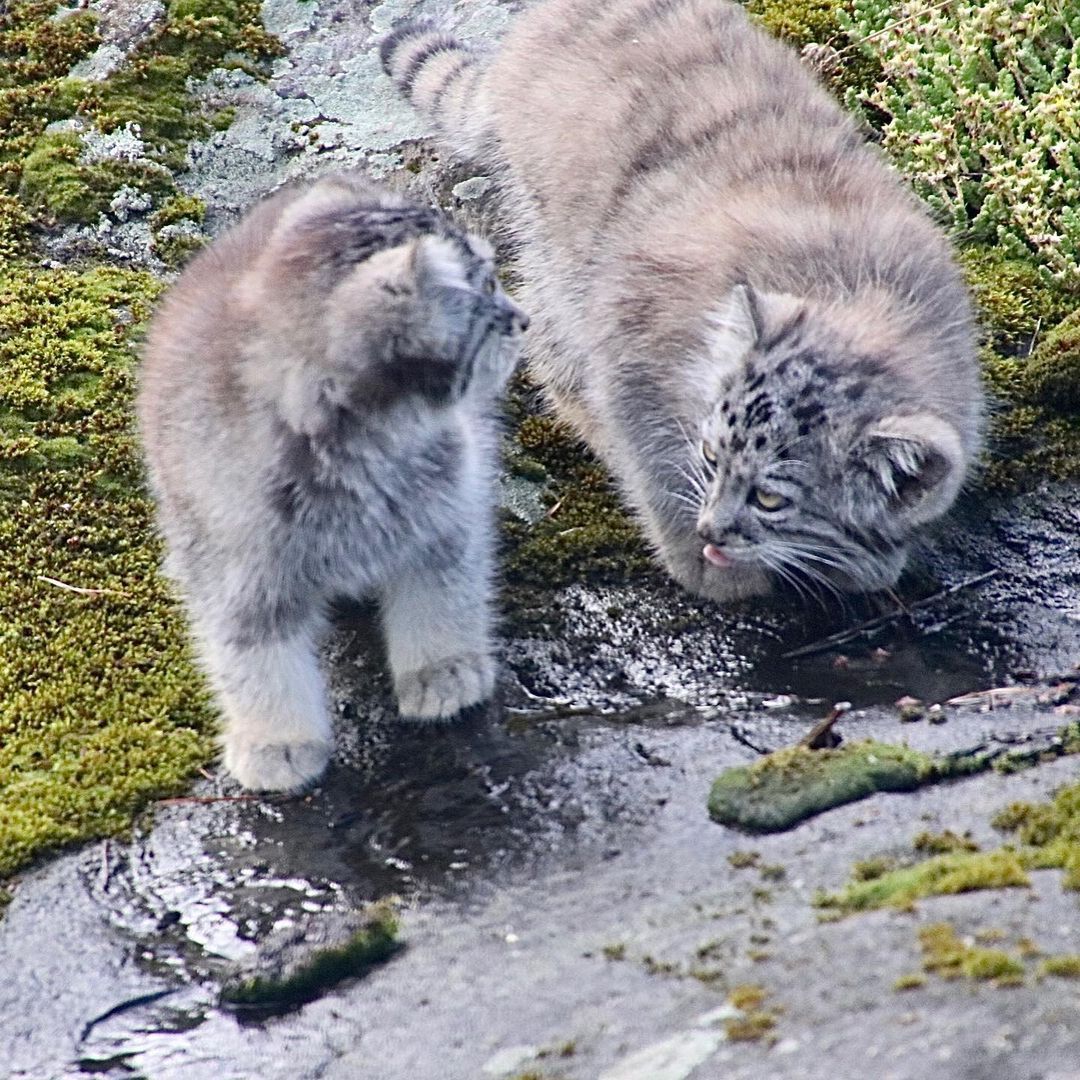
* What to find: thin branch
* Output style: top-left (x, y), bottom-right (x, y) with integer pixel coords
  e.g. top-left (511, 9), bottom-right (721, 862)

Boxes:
top-left (800, 701), bottom-right (852, 749)
top-left (37, 574), bottom-right (130, 598)
top-left (782, 570), bottom-right (999, 660)
top-left (728, 724), bottom-right (772, 756)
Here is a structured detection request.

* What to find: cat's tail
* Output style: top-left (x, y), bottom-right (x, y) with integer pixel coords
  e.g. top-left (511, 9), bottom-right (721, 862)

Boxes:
top-left (380, 21), bottom-right (495, 164)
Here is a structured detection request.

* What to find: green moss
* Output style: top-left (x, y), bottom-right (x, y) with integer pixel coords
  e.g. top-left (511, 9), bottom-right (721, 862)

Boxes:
top-left (222, 906), bottom-right (401, 1011)
top-left (1039, 955), bottom-right (1080, 978)
top-left (724, 983), bottom-right (778, 1042)
top-left (0, 261), bottom-right (218, 879)
top-left (851, 856), bottom-right (896, 881)
top-left (152, 228), bottom-right (209, 269)
top-left (1020, 310), bottom-right (1080, 412)
top-left (725, 1011), bottom-right (776, 1041)
top-left (913, 829), bottom-right (979, 856)
top-left (499, 389), bottom-right (652, 628)
top-left (708, 740), bottom-right (982, 833)
top-left (727, 849), bottom-right (761, 869)
top-left (960, 247), bottom-right (1076, 357)
top-left (3, 0), bottom-right (278, 234)
top-left (18, 130), bottom-right (174, 224)
top-left (919, 923), bottom-right (1025, 987)
top-left (149, 193), bottom-right (206, 230)
top-left (893, 972), bottom-right (926, 991)
top-left (992, 780), bottom-right (1080, 889)
top-left (744, 0), bottom-right (878, 94)
top-left (817, 851), bottom-right (1030, 915)
top-left (956, 245), bottom-right (1080, 489)
top-left (0, 1), bottom-right (101, 196)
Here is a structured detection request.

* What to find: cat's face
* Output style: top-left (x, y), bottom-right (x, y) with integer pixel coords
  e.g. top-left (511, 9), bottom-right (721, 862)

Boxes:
top-left (246, 178), bottom-right (527, 409)
top-left (691, 287), bottom-right (965, 598)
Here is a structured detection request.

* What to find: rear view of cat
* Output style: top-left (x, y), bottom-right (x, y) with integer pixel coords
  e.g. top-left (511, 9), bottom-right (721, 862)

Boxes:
top-left (383, 0), bottom-right (983, 603)
top-left (139, 172), bottom-right (526, 791)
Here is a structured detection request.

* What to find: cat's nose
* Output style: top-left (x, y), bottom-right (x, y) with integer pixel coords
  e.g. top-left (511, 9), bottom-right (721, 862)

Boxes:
top-left (499, 296), bottom-right (529, 333)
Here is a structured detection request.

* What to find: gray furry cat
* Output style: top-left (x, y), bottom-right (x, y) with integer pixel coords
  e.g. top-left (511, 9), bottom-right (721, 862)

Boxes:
top-left (383, 0), bottom-right (983, 603)
top-left (138, 172), bottom-right (526, 792)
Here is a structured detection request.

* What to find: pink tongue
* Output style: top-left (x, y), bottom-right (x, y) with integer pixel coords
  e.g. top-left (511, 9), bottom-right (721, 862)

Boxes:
top-left (703, 544), bottom-right (731, 568)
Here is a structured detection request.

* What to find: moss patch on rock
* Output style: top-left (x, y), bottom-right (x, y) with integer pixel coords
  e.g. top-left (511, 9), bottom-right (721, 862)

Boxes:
top-left (221, 906), bottom-right (401, 1014)
top-left (816, 850), bottom-right (1030, 915)
top-left (708, 740), bottom-right (983, 833)
top-left (819, 766), bottom-right (1080, 916)
top-left (918, 922), bottom-right (1026, 987)
top-left (4, 0), bottom-right (279, 228)
top-left (0, 0), bottom-right (283, 890)
top-left (992, 780), bottom-right (1080, 888)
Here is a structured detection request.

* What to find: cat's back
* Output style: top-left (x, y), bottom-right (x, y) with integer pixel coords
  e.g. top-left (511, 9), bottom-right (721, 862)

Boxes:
top-left (486, 0), bottom-right (858, 252)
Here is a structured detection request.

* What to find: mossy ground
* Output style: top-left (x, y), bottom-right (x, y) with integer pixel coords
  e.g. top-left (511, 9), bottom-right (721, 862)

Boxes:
top-left (707, 740), bottom-right (984, 833)
top-left (0, 262), bottom-right (217, 878)
top-left (0, 0), bottom-right (276, 884)
top-left (499, 376), bottom-right (653, 629)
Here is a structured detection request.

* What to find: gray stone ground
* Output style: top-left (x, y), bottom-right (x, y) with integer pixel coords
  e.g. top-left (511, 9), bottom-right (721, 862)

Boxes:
top-left (3, 2), bottom-right (1080, 1078)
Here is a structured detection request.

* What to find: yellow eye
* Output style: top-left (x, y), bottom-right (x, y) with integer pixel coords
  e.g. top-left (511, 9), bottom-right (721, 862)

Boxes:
top-left (752, 488), bottom-right (790, 512)
top-left (701, 441), bottom-right (718, 466)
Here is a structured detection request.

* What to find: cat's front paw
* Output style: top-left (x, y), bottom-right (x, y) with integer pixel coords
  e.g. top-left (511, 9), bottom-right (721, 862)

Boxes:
top-left (223, 733), bottom-right (332, 793)
top-left (395, 652), bottom-right (495, 721)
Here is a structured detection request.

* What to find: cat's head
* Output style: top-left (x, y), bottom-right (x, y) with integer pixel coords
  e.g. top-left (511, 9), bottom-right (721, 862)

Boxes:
top-left (242, 175), bottom-right (527, 417)
top-left (693, 284), bottom-right (971, 597)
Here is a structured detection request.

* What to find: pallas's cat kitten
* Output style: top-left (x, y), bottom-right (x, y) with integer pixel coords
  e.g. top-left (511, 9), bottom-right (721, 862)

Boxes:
top-left (384, 0), bottom-right (983, 602)
top-left (139, 172), bottom-right (527, 792)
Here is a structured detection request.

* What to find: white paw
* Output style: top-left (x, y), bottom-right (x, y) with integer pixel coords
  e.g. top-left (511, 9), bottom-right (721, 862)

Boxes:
top-left (395, 652), bottom-right (495, 721)
top-left (222, 734), bottom-right (332, 793)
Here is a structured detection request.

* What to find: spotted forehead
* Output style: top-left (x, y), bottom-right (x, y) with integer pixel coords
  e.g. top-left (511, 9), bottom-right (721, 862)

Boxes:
top-left (713, 349), bottom-right (886, 447)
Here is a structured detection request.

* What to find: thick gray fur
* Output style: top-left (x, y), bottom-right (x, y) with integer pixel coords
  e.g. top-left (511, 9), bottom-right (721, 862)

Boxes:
top-left (383, 0), bottom-right (984, 604)
top-left (138, 171), bottom-right (526, 792)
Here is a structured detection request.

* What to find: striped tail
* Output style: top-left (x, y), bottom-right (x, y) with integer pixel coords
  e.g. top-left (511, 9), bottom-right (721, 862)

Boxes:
top-left (380, 21), bottom-right (492, 162)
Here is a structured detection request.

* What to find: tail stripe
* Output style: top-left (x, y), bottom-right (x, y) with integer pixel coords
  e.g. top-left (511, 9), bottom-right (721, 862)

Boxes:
top-left (398, 36), bottom-right (461, 94)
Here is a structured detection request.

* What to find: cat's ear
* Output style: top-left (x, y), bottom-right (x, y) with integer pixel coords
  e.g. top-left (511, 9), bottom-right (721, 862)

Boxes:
top-left (410, 234), bottom-right (470, 296)
top-left (709, 282), bottom-right (764, 357)
top-left (708, 284), bottom-right (805, 363)
top-left (859, 414), bottom-right (966, 525)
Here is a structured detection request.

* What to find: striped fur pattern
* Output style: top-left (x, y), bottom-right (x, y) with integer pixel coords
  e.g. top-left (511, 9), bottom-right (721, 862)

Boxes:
top-left (139, 171), bottom-right (526, 791)
top-left (383, 0), bottom-right (983, 603)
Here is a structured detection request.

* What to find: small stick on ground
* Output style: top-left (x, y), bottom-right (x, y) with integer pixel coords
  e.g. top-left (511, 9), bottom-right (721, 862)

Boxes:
top-left (728, 724), bottom-right (772, 756)
top-left (37, 574), bottom-right (130, 598)
top-left (800, 701), bottom-right (851, 750)
top-left (782, 570), bottom-right (999, 661)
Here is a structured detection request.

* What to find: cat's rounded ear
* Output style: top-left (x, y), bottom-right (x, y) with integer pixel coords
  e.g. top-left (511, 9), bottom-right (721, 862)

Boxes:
top-left (410, 234), bottom-right (470, 295)
top-left (859, 413), bottom-right (966, 526)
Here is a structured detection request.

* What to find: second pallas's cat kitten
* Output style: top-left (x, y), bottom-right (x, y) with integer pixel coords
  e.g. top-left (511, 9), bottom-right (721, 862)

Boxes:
top-left (383, 0), bottom-right (984, 602)
top-left (139, 172), bottom-right (527, 792)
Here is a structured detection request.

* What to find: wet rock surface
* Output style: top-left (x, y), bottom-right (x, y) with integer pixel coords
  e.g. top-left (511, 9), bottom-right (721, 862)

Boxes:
top-left (3, 1), bottom-right (1080, 1078)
